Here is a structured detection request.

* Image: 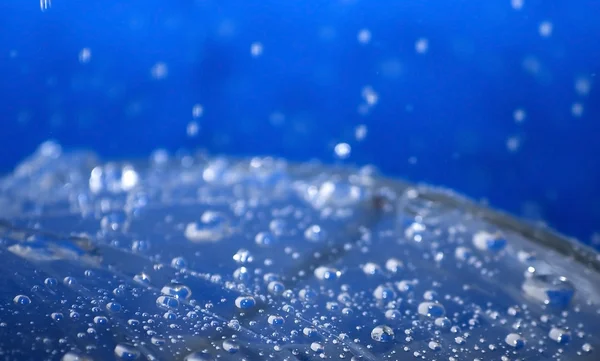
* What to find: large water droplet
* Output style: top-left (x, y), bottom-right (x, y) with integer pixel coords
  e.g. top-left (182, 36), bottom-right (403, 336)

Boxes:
top-left (373, 285), bottom-right (396, 301)
top-left (549, 327), bottom-right (571, 344)
top-left (255, 231), bottom-right (276, 247)
top-left (371, 325), bottom-right (395, 342)
top-left (234, 296), bottom-right (256, 310)
top-left (522, 274), bottom-right (575, 307)
top-left (304, 225), bottom-right (326, 242)
top-left (156, 295), bottom-right (179, 310)
top-left (13, 294), bottom-right (31, 305)
top-left (504, 333), bottom-right (525, 349)
top-left (473, 231), bottom-right (507, 251)
top-left (161, 283), bottom-right (192, 300)
top-left (222, 340), bottom-right (239, 353)
top-left (314, 266), bottom-right (340, 281)
top-left (418, 301), bottom-right (446, 318)
top-left (185, 211), bottom-right (230, 242)
top-left (114, 344), bottom-right (140, 360)
top-left (268, 315), bottom-right (285, 325)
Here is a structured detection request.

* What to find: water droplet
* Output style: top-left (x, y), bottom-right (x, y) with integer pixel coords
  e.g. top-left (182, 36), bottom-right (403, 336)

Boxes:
top-left (362, 262), bottom-right (382, 276)
top-left (185, 211), bottom-right (230, 242)
top-left (255, 231), bottom-right (276, 247)
top-left (171, 256), bottom-right (187, 269)
top-left (13, 295), bottom-right (31, 305)
top-left (396, 280), bottom-right (417, 292)
top-left (371, 325), bottom-right (395, 342)
top-left (314, 266), bottom-right (340, 281)
top-left (385, 309), bottom-right (402, 321)
top-left (151, 336), bottom-right (166, 346)
top-left (473, 231), bottom-right (507, 251)
top-left (234, 296), bottom-right (256, 310)
top-left (44, 277), bottom-right (58, 287)
top-left (106, 302), bottom-right (122, 312)
top-left (268, 315), bottom-right (285, 325)
top-left (233, 249), bottom-right (253, 264)
top-left (304, 225), bottom-right (326, 242)
top-left (304, 327), bottom-right (318, 337)
top-left (223, 340), bottom-right (239, 353)
top-left (63, 276), bottom-right (77, 286)
top-left (334, 142), bottom-right (351, 159)
top-left (357, 29), bottom-right (372, 44)
top-left (505, 333), bottom-right (525, 349)
top-left (435, 317), bottom-right (451, 328)
top-left (455, 246), bottom-right (473, 261)
top-left (374, 285), bottom-right (396, 301)
top-left (156, 295), bottom-right (179, 310)
top-left (268, 281), bottom-right (285, 294)
top-left (100, 212), bottom-right (128, 232)
top-left (233, 267), bottom-right (251, 282)
top-left (299, 288), bottom-right (318, 302)
top-left (418, 302), bottom-right (446, 318)
top-left (311, 342), bottom-right (325, 352)
top-left (549, 327), bottom-right (571, 344)
top-left (161, 283), bottom-right (192, 300)
top-left (133, 272), bottom-right (151, 286)
top-left (93, 316), bottom-right (108, 324)
top-left (184, 352), bottom-right (213, 361)
top-left (522, 274), bottom-right (575, 307)
top-left (269, 219), bottom-right (287, 236)
top-left (61, 351), bottom-right (92, 361)
top-left (423, 290), bottom-right (438, 301)
top-left (51, 312), bottom-right (64, 321)
top-left (428, 341), bottom-right (441, 351)
top-left (114, 344), bottom-right (140, 360)
top-left (385, 258), bottom-right (403, 273)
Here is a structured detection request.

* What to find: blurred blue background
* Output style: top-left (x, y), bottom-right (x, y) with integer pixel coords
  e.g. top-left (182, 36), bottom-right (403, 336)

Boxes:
top-left (0, 0), bottom-right (598, 246)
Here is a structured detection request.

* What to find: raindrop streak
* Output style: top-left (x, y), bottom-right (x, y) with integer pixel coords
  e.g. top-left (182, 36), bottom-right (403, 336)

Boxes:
top-left (40, 0), bottom-right (51, 12)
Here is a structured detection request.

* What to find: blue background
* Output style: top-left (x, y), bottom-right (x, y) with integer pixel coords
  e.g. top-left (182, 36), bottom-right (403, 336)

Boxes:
top-left (0, 0), bottom-right (598, 246)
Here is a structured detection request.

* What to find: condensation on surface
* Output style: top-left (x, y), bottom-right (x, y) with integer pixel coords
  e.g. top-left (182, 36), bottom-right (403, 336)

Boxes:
top-left (0, 141), bottom-right (598, 361)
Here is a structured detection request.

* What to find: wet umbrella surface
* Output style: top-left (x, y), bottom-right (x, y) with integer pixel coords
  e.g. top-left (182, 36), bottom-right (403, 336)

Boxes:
top-left (0, 142), bottom-right (598, 361)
